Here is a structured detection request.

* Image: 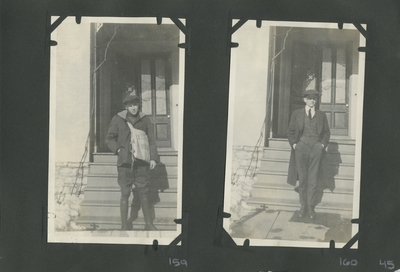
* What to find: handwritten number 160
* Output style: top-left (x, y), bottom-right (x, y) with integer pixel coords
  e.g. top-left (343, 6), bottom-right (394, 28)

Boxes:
top-left (340, 258), bottom-right (358, 266)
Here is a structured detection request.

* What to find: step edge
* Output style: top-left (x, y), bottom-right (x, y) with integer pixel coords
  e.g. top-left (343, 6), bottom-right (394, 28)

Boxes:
top-left (260, 158), bottom-right (355, 167)
top-left (251, 183), bottom-right (354, 194)
top-left (87, 174), bottom-right (178, 178)
top-left (256, 170), bottom-right (354, 180)
top-left (246, 196), bottom-right (353, 209)
top-left (80, 200), bottom-right (178, 207)
top-left (84, 186), bottom-right (178, 191)
top-left (75, 216), bottom-right (178, 224)
top-left (94, 151), bottom-right (178, 155)
top-left (89, 162), bottom-right (178, 166)
top-left (263, 147), bottom-right (355, 155)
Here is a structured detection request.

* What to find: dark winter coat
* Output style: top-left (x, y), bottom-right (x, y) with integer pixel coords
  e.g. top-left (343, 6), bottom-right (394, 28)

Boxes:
top-left (106, 110), bottom-right (159, 167)
top-left (286, 108), bottom-right (334, 192)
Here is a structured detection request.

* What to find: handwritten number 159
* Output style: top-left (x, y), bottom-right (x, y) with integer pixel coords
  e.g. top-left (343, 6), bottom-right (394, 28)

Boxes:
top-left (169, 258), bottom-right (188, 267)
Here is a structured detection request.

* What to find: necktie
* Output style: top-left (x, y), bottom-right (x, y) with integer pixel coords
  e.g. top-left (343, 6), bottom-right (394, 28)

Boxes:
top-left (308, 109), bottom-right (312, 120)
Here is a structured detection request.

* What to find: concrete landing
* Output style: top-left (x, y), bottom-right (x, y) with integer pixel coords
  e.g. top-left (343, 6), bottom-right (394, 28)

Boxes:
top-left (230, 208), bottom-right (352, 243)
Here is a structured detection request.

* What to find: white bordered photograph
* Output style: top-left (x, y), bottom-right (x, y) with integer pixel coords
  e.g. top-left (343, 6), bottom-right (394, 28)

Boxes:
top-left (48, 17), bottom-right (185, 244)
top-left (223, 20), bottom-right (365, 248)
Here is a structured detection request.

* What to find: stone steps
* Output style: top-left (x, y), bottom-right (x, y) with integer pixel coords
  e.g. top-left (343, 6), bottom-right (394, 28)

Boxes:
top-left (260, 158), bottom-right (355, 177)
top-left (83, 186), bottom-right (177, 202)
top-left (262, 148), bottom-right (356, 164)
top-left (255, 171), bottom-right (354, 190)
top-left (247, 138), bottom-right (356, 214)
top-left (76, 152), bottom-right (179, 230)
top-left (251, 182), bottom-right (353, 205)
top-left (246, 196), bottom-right (353, 216)
top-left (89, 163), bottom-right (178, 176)
top-left (87, 174), bottom-right (178, 188)
top-left (268, 138), bottom-right (356, 153)
top-left (79, 200), bottom-right (178, 219)
top-left (75, 216), bottom-right (178, 231)
top-left (93, 151), bottom-right (178, 164)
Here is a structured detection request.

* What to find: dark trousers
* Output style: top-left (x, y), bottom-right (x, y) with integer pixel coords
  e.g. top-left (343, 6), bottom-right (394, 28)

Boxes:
top-left (117, 162), bottom-right (157, 229)
top-left (118, 162), bottom-right (150, 200)
top-left (294, 141), bottom-right (324, 207)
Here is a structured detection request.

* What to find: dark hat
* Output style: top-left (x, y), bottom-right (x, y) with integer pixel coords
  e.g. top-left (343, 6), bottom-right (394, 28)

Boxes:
top-left (302, 89), bottom-right (319, 97)
top-left (123, 93), bottom-right (141, 104)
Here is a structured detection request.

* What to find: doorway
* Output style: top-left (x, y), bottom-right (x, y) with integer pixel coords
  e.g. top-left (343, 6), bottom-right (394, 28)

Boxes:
top-left (92, 23), bottom-right (179, 153)
top-left (271, 27), bottom-right (357, 139)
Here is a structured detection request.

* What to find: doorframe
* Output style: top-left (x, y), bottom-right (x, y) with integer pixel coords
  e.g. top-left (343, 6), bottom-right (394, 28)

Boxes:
top-left (269, 34), bottom-right (358, 141)
top-left (317, 41), bottom-right (353, 137)
top-left (136, 54), bottom-right (173, 148)
top-left (89, 20), bottom-right (186, 161)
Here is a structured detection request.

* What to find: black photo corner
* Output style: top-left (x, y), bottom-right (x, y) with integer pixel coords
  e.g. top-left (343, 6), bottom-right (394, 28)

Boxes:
top-left (2, 0), bottom-right (400, 271)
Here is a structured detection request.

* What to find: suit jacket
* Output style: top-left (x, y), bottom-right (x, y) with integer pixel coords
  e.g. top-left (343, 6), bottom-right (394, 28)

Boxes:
top-left (286, 108), bottom-right (334, 191)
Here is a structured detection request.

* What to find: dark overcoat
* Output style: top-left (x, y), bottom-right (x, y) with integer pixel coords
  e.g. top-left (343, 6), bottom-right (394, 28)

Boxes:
top-left (105, 110), bottom-right (160, 166)
top-left (105, 110), bottom-right (168, 194)
top-left (286, 108), bottom-right (334, 192)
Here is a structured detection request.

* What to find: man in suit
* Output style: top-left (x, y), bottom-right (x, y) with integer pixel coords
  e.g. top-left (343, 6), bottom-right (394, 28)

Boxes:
top-left (287, 89), bottom-right (331, 219)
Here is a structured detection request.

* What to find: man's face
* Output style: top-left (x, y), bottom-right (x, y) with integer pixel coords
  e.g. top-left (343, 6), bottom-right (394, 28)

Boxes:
top-left (126, 102), bottom-right (140, 116)
top-left (303, 96), bottom-right (317, 108)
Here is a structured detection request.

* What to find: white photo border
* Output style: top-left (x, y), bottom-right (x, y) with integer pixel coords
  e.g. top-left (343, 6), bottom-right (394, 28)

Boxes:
top-left (223, 20), bottom-right (366, 248)
top-left (48, 16), bottom-right (185, 245)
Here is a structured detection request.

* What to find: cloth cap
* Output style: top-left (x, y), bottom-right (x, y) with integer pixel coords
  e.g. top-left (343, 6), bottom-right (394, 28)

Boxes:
top-left (123, 93), bottom-right (141, 104)
top-left (302, 89), bottom-right (319, 97)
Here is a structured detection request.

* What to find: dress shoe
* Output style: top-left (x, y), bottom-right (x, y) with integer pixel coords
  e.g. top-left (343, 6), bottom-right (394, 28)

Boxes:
top-left (299, 206), bottom-right (307, 218)
top-left (308, 206), bottom-right (316, 219)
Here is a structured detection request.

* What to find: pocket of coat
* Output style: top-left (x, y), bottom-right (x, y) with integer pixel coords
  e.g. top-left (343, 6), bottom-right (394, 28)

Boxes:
top-left (118, 148), bottom-right (130, 163)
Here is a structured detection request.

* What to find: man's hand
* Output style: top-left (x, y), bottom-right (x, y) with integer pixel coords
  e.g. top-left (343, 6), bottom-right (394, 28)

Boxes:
top-left (150, 160), bottom-right (157, 169)
top-left (293, 143), bottom-right (297, 150)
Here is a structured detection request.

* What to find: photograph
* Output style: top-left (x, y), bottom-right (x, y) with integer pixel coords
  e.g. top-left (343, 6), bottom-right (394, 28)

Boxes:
top-left (223, 20), bottom-right (366, 248)
top-left (48, 17), bottom-right (185, 245)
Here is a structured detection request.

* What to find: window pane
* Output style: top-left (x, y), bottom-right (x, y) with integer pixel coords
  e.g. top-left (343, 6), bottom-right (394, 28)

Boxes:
top-left (335, 48), bottom-right (346, 104)
top-left (141, 59), bottom-right (152, 115)
top-left (334, 112), bottom-right (346, 129)
top-left (321, 48), bottom-right (332, 103)
top-left (291, 42), bottom-right (318, 96)
top-left (156, 123), bottom-right (168, 140)
top-left (155, 59), bottom-right (167, 115)
top-left (325, 112), bottom-right (332, 128)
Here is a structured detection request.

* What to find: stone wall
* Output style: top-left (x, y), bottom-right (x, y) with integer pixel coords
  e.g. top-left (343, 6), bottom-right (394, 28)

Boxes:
top-left (53, 162), bottom-right (88, 231)
top-left (229, 145), bottom-right (263, 221)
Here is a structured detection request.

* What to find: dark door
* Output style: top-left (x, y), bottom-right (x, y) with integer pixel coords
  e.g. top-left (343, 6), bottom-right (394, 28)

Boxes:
top-left (271, 27), bottom-right (356, 141)
top-left (92, 23), bottom-right (178, 154)
top-left (290, 41), bottom-right (319, 118)
top-left (318, 44), bottom-right (350, 136)
top-left (96, 53), bottom-right (172, 152)
top-left (139, 57), bottom-right (172, 148)
top-left (288, 42), bottom-right (351, 136)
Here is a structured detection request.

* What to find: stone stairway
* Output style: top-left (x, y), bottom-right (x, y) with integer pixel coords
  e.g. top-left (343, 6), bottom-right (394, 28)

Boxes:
top-left (246, 138), bottom-right (356, 217)
top-left (75, 151), bottom-right (178, 230)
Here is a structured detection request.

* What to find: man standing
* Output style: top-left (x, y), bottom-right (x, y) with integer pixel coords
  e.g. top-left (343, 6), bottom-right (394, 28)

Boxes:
top-left (106, 93), bottom-right (159, 230)
top-left (287, 89), bottom-right (331, 219)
